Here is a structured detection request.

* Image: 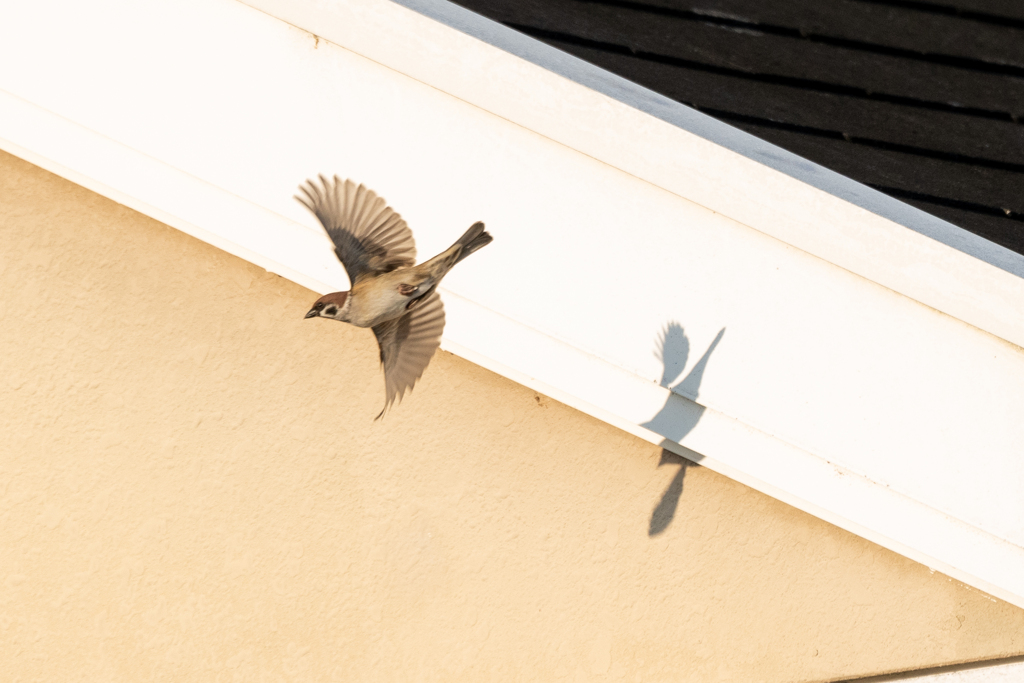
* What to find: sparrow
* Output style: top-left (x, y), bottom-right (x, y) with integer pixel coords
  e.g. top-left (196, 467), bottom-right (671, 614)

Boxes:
top-left (297, 174), bottom-right (493, 417)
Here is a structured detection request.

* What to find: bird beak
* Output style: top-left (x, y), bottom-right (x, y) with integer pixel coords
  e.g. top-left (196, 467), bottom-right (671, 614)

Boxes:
top-left (304, 308), bottom-right (319, 319)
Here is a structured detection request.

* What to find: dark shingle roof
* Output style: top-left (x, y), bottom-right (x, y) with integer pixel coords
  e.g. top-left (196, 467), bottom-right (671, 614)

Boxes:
top-left (451, 0), bottom-right (1024, 255)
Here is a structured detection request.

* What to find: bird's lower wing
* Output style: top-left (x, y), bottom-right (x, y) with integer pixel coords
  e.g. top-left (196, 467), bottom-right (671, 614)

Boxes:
top-left (371, 292), bottom-right (445, 418)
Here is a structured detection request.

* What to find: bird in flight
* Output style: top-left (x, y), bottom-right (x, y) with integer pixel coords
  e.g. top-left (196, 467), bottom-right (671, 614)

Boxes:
top-left (297, 175), bottom-right (493, 418)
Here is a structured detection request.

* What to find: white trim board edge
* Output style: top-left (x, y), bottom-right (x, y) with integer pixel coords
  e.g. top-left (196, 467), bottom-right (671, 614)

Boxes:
top-left (241, 0), bottom-right (1024, 352)
top-left (1, 0), bottom-right (1023, 609)
top-left (838, 656), bottom-right (1024, 682)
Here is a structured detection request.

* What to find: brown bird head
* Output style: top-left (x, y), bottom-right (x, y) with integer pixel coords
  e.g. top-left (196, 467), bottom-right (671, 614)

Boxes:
top-left (305, 291), bottom-right (349, 321)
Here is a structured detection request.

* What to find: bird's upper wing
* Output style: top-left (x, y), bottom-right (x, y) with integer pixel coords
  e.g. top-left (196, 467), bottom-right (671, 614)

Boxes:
top-left (371, 292), bottom-right (445, 418)
top-left (296, 175), bottom-right (417, 284)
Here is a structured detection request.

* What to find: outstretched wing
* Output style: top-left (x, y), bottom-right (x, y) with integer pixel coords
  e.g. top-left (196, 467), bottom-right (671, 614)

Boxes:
top-left (371, 292), bottom-right (445, 418)
top-left (296, 175), bottom-right (417, 284)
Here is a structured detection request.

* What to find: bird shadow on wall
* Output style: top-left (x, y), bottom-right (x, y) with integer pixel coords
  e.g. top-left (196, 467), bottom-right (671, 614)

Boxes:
top-left (642, 322), bottom-right (725, 537)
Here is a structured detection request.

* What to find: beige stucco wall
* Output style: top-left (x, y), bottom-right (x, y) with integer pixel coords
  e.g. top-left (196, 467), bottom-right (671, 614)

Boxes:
top-left (1, 149), bottom-right (1021, 681)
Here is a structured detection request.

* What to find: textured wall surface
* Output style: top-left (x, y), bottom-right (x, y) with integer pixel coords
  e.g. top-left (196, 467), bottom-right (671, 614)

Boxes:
top-left (1, 150), bottom-right (1022, 681)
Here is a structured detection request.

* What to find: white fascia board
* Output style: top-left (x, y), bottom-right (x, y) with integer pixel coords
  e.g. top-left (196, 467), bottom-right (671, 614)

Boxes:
top-left (240, 0), bottom-right (1024, 352)
top-left (843, 657), bottom-right (1024, 682)
top-left (1, 0), bottom-right (1024, 608)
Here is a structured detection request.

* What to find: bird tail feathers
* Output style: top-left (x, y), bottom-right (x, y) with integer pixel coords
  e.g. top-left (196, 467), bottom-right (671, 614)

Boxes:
top-left (452, 221), bottom-right (493, 265)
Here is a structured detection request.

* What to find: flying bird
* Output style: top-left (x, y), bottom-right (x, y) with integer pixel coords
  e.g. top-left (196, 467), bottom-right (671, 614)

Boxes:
top-left (297, 175), bottom-right (492, 417)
